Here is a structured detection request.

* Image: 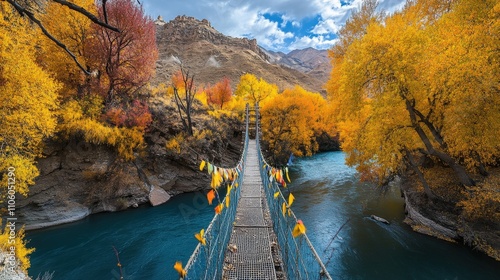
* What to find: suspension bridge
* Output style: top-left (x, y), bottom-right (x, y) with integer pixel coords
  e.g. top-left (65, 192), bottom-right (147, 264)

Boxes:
top-left (183, 105), bottom-right (332, 279)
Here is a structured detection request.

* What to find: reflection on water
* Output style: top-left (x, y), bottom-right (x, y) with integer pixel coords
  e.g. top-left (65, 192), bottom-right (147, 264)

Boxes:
top-left (27, 152), bottom-right (500, 279)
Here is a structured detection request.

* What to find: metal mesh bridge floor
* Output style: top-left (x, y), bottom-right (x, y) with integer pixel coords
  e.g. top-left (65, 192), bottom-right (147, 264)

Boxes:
top-left (223, 141), bottom-right (280, 280)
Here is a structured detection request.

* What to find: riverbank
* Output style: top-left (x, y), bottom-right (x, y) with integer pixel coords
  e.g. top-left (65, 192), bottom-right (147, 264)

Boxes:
top-left (401, 167), bottom-right (500, 261)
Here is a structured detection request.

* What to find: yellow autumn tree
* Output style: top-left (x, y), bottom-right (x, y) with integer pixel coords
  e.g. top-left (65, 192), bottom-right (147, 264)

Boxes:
top-left (234, 73), bottom-right (278, 106)
top-left (38, 0), bottom-right (96, 98)
top-left (0, 218), bottom-right (34, 275)
top-left (0, 2), bottom-right (60, 197)
top-left (425, 0), bottom-right (500, 174)
top-left (58, 100), bottom-right (145, 161)
top-left (0, 3), bottom-right (52, 275)
top-left (328, 0), bottom-right (500, 192)
top-left (260, 86), bottom-right (330, 164)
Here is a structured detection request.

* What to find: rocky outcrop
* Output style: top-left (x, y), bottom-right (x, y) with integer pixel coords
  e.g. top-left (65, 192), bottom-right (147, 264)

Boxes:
top-left (158, 15), bottom-right (269, 61)
top-left (16, 138), bottom-right (212, 230)
top-left (403, 190), bottom-right (459, 242)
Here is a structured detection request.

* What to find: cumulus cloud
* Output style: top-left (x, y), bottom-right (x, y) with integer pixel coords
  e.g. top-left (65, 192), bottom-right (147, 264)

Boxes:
top-left (289, 35), bottom-right (339, 51)
top-left (143, 0), bottom-right (405, 52)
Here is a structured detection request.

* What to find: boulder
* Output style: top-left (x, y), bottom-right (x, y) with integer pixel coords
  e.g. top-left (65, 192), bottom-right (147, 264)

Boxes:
top-left (149, 186), bottom-right (171, 206)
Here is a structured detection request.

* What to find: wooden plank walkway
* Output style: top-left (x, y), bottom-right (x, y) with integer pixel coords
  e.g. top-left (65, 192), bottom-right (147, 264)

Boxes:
top-left (223, 140), bottom-right (278, 280)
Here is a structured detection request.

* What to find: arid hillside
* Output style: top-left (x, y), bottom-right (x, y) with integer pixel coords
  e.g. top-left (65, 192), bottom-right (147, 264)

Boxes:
top-left (153, 15), bottom-right (328, 93)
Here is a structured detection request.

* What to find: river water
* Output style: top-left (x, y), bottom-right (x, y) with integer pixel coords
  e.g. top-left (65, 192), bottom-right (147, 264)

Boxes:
top-left (27, 152), bottom-right (500, 279)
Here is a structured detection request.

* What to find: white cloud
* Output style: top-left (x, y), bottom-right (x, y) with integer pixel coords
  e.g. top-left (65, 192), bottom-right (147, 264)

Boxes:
top-left (289, 35), bottom-right (339, 51)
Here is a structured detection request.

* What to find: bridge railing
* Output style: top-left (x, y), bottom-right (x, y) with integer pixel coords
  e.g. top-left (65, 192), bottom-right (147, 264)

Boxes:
top-left (184, 105), bottom-right (250, 279)
top-left (255, 105), bottom-right (333, 280)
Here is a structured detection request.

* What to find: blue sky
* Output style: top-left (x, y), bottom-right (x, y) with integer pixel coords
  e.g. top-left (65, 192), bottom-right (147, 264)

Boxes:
top-left (142, 0), bottom-right (406, 53)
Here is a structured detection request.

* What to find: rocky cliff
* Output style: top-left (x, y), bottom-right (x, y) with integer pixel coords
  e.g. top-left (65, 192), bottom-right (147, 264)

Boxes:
top-left (16, 100), bottom-right (243, 230)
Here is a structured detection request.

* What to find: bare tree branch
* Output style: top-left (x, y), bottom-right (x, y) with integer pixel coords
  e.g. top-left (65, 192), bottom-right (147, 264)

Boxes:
top-left (6, 0), bottom-right (91, 74)
top-left (52, 0), bottom-right (120, 32)
top-left (5, 0), bottom-right (122, 75)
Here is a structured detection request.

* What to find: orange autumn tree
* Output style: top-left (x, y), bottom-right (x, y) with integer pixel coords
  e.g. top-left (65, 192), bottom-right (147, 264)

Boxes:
top-left (168, 68), bottom-right (197, 136)
top-left (206, 77), bottom-right (233, 110)
top-left (260, 86), bottom-right (330, 164)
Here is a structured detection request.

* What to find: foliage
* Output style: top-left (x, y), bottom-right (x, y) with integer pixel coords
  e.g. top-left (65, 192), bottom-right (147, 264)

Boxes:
top-left (234, 73), bottom-right (278, 106)
top-left (86, 0), bottom-right (158, 103)
top-left (0, 3), bottom-right (60, 197)
top-left (458, 179), bottom-right (500, 222)
top-left (103, 100), bottom-right (153, 130)
top-left (457, 172), bottom-right (500, 260)
top-left (165, 133), bottom-right (185, 154)
top-left (38, 0), bottom-right (96, 97)
top-left (260, 86), bottom-right (330, 164)
top-left (326, 0), bottom-right (500, 188)
top-left (0, 220), bottom-right (35, 273)
top-left (59, 100), bottom-right (145, 161)
top-left (206, 77), bottom-right (233, 110)
top-left (3, 0), bottom-right (120, 74)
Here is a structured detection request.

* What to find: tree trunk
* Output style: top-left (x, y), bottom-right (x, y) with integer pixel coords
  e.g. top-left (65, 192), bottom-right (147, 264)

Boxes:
top-left (186, 103), bottom-right (193, 136)
top-left (173, 88), bottom-right (189, 134)
top-left (405, 150), bottom-right (438, 200)
top-left (405, 99), bottom-right (476, 186)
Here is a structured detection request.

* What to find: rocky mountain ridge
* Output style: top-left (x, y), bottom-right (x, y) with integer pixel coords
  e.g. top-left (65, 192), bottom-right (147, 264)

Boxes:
top-left (153, 15), bottom-right (327, 93)
top-left (263, 47), bottom-right (331, 83)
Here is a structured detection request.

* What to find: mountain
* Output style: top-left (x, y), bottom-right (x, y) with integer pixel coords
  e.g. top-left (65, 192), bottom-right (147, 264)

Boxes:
top-left (262, 47), bottom-right (331, 83)
top-left (153, 15), bottom-right (327, 93)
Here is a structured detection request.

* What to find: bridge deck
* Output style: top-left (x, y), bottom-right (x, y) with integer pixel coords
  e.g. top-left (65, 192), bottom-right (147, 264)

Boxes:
top-left (223, 140), bottom-right (280, 280)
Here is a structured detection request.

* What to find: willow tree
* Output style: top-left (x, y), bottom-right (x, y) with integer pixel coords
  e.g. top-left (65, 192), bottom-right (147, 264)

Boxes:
top-left (260, 86), bottom-right (329, 164)
top-left (326, 0), bottom-right (500, 194)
